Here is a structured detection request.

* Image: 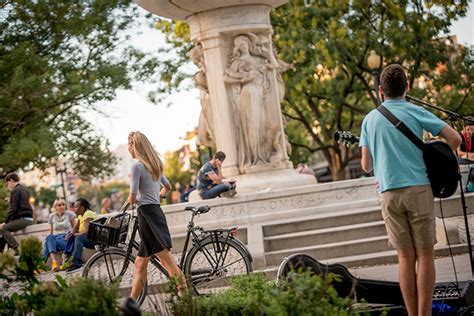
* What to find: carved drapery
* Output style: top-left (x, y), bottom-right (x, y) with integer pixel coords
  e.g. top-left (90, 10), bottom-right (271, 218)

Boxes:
top-left (224, 33), bottom-right (290, 173)
top-left (189, 43), bottom-right (216, 149)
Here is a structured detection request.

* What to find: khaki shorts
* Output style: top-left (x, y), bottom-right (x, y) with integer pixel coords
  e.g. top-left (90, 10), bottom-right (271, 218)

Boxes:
top-left (380, 185), bottom-right (436, 249)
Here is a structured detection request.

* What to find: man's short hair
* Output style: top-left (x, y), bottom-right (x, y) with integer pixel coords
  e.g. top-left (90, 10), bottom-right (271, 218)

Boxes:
top-left (5, 172), bottom-right (20, 183)
top-left (214, 151), bottom-right (226, 161)
top-left (380, 64), bottom-right (408, 99)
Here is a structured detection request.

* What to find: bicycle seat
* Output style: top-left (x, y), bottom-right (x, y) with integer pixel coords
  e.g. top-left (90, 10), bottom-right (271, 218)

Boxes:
top-left (184, 205), bottom-right (211, 214)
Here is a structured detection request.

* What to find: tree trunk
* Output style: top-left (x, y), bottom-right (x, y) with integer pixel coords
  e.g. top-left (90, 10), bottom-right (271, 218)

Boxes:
top-left (327, 149), bottom-right (346, 181)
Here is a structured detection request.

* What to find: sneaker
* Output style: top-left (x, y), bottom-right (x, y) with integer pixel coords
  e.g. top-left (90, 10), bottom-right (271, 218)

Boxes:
top-left (12, 247), bottom-right (19, 256)
top-left (120, 297), bottom-right (141, 316)
top-left (220, 189), bottom-right (237, 198)
top-left (51, 261), bottom-right (59, 272)
top-left (66, 264), bottom-right (83, 274)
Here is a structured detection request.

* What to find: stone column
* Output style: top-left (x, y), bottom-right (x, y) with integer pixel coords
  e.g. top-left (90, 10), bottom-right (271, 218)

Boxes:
top-left (199, 36), bottom-right (240, 176)
top-left (187, 5), bottom-right (287, 176)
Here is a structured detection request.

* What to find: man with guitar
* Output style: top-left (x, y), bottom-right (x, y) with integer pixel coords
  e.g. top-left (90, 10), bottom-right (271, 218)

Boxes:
top-left (359, 64), bottom-right (461, 316)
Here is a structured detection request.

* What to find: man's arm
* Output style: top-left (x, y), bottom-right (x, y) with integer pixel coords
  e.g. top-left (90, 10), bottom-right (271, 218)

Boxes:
top-left (361, 146), bottom-right (373, 173)
top-left (438, 125), bottom-right (462, 151)
top-left (208, 160), bottom-right (225, 184)
top-left (5, 188), bottom-right (20, 223)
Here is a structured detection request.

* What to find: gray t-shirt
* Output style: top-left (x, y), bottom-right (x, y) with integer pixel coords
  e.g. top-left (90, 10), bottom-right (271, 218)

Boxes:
top-left (130, 162), bottom-right (171, 207)
top-left (48, 210), bottom-right (75, 234)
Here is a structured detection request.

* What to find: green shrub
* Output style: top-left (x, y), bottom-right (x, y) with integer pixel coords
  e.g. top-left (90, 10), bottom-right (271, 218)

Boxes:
top-left (169, 272), bottom-right (361, 316)
top-left (0, 236), bottom-right (119, 315)
top-left (37, 278), bottom-right (119, 316)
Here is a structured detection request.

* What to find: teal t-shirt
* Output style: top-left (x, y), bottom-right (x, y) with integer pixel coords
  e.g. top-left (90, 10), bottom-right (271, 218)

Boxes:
top-left (359, 99), bottom-right (446, 193)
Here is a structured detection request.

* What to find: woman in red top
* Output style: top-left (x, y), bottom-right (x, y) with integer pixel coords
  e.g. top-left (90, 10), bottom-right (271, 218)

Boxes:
top-left (458, 117), bottom-right (474, 162)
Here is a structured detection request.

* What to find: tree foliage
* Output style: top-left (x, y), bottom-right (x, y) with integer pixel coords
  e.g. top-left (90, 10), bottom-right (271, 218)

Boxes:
top-left (0, 0), bottom-right (159, 179)
top-left (151, 1), bottom-right (472, 180)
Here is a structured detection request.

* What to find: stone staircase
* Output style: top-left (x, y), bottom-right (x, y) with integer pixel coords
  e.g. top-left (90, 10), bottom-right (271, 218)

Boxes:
top-left (263, 206), bottom-right (388, 266)
top-left (257, 197), bottom-right (470, 273)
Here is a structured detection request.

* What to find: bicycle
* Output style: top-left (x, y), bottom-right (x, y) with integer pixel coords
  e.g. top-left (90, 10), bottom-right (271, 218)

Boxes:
top-left (82, 203), bottom-right (253, 305)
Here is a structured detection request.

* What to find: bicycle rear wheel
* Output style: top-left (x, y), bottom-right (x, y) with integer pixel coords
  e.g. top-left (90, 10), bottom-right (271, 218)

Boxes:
top-left (183, 237), bottom-right (252, 293)
top-left (82, 248), bottom-right (147, 306)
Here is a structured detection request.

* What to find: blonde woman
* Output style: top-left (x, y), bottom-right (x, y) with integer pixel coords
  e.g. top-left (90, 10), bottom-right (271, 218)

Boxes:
top-left (44, 199), bottom-right (75, 271)
top-left (126, 131), bottom-right (184, 307)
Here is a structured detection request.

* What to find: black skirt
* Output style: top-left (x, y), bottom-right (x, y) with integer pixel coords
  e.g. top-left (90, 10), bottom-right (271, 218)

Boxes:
top-left (137, 204), bottom-right (173, 257)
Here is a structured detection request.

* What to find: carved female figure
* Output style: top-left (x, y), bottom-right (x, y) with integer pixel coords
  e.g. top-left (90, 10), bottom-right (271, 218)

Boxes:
top-left (224, 34), bottom-right (274, 172)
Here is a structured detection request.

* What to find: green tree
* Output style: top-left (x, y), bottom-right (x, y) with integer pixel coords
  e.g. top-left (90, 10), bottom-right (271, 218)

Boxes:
top-left (0, 0), bottom-right (159, 179)
top-left (152, 1), bottom-right (472, 180)
top-left (77, 180), bottom-right (129, 211)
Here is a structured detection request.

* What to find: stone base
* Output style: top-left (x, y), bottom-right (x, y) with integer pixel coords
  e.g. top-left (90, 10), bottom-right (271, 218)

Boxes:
top-left (189, 168), bottom-right (316, 202)
top-left (233, 168), bottom-right (317, 194)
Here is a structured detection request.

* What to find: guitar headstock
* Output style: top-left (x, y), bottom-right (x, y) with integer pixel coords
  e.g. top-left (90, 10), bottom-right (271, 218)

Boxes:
top-left (334, 131), bottom-right (360, 147)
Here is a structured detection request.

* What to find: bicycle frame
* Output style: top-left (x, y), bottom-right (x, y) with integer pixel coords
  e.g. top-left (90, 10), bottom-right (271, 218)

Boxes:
top-left (96, 206), bottom-right (250, 285)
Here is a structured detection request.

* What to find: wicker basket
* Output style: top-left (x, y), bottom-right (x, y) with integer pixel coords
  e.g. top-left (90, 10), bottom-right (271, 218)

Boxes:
top-left (87, 213), bottom-right (130, 247)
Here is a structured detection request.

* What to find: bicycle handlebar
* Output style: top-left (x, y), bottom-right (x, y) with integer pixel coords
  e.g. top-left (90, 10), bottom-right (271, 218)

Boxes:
top-left (120, 202), bottom-right (130, 213)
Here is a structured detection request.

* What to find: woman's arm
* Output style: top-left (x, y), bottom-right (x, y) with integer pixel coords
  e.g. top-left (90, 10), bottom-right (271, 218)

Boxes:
top-left (160, 176), bottom-right (172, 198)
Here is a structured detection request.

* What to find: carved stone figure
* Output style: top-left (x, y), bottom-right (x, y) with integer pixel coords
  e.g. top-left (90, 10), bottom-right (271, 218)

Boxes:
top-left (224, 33), bottom-right (290, 172)
top-left (189, 43), bottom-right (216, 148)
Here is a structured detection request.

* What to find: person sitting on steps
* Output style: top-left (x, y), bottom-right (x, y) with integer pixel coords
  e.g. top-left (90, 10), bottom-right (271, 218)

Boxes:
top-left (0, 172), bottom-right (34, 256)
top-left (66, 198), bottom-right (98, 272)
top-left (43, 198), bottom-right (75, 272)
top-left (197, 151), bottom-right (237, 200)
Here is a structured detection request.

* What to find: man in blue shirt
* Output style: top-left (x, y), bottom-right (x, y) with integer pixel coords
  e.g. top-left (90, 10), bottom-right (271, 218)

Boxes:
top-left (197, 151), bottom-right (237, 199)
top-left (360, 64), bottom-right (460, 316)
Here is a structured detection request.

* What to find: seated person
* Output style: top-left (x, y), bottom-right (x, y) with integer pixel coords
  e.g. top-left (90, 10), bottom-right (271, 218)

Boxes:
top-left (66, 198), bottom-right (97, 272)
top-left (197, 151), bottom-right (237, 200)
top-left (44, 198), bottom-right (75, 271)
top-left (458, 117), bottom-right (474, 163)
top-left (0, 173), bottom-right (34, 255)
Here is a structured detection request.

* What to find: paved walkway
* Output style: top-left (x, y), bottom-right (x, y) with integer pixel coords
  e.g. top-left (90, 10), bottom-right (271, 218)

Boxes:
top-left (351, 254), bottom-right (473, 283)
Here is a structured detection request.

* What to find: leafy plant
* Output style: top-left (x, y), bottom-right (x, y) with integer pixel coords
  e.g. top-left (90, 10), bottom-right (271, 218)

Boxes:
top-left (0, 236), bottom-right (118, 315)
top-left (168, 272), bottom-right (365, 316)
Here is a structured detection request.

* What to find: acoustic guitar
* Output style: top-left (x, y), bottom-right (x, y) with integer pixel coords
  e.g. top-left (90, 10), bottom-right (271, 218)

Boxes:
top-left (334, 131), bottom-right (459, 198)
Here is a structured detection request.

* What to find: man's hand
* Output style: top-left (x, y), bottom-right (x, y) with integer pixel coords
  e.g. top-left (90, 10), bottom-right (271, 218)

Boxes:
top-left (0, 223), bottom-right (4, 229)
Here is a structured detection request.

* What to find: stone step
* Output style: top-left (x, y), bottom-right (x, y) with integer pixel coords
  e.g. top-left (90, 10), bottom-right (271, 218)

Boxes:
top-left (260, 244), bottom-right (470, 281)
top-left (265, 236), bottom-right (391, 267)
top-left (262, 205), bottom-right (382, 237)
top-left (264, 221), bottom-right (387, 251)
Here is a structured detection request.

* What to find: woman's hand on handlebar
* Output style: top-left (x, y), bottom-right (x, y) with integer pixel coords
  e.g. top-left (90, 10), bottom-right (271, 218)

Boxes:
top-left (127, 193), bottom-right (137, 205)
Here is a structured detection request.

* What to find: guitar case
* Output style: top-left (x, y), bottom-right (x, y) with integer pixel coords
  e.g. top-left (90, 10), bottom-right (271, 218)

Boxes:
top-left (277, 253), bottom-right (404, 305)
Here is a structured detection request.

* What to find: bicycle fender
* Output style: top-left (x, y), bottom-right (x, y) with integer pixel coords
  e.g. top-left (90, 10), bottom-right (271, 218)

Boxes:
top-left (196, 235), bottom-right (253, 263)
top-left (231, 237), bottom-right (253, 263)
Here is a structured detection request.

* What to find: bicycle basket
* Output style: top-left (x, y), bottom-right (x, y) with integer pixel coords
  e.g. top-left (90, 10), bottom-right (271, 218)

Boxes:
top-left (87, 213), bottom-right (130, 246)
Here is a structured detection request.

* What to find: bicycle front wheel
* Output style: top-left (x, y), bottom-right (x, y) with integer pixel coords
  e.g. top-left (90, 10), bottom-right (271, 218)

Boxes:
top-left (183, 237), bottom-right (252, 293)
top-left (82, 248), bottom-right (147, 306)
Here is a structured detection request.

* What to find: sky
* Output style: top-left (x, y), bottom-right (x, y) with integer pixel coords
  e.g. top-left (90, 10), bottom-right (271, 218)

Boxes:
top-left (86, 4), bottom-right (473, 155)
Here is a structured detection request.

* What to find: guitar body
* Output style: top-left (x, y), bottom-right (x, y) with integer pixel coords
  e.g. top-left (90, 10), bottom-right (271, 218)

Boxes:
top-left (423, 141), bottom-right (459, 198)
top-left (277, 253), bottom-right (404, 305)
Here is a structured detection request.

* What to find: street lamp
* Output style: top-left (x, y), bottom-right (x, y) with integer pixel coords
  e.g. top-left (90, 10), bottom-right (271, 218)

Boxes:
top-left (367, 50), bottom-right (382, 105)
